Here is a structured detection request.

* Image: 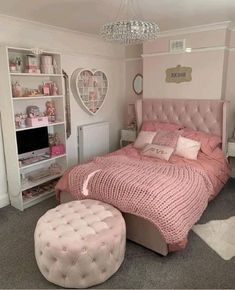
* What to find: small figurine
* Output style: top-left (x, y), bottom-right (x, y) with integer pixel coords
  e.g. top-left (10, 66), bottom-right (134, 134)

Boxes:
top-left (27, 89), bottom-right (42, 97)
top-left (45, 101), bottom-right (56, 122)
top-left (15, 112), bottom-right (27, 128)
top-left (12, 82), bottom-right (24, 98)
top-left (48, 133), bottom-right (60, 146)
top-left (52, 82), bottom-right (58, 95)
top-left (15, 57), bottom-right (23, 72)
top-left (54, 133), bottom-right (60, 145)
top-left (52, 57), bottom-right (59, 74)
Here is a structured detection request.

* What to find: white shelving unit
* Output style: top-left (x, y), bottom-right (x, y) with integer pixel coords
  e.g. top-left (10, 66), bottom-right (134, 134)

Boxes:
top-left (0, 46), bottom-right (68, 210)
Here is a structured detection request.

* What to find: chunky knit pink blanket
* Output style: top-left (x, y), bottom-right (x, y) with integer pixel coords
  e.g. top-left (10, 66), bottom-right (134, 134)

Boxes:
top-left (61, 155), bottom-right (214, 248)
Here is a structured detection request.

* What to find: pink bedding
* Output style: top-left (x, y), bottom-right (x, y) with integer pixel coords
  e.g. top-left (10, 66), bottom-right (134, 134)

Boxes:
top-left (56, 145), bottom-right (230, 251)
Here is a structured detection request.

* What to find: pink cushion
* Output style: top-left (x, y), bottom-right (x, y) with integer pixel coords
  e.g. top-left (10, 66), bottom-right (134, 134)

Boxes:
top-left (152, 129), bottom-right (180, 148)
top-left (134, 131), bottom-right (156, 149)
top-left (175, 136), bottom-right (201, 160)
top-left (141, 121), bottom-right (182, 132)
top-left (142, 144), bottom-right (174, 161)
top-left (181, 128), bottom-right (221, 155)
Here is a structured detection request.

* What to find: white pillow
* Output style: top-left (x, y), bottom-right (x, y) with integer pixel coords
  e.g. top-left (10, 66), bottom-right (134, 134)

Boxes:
top-left (175, 136), bottom-right (201, 160)
top-left (142, 144), bottom-right (174, 161)
top-left (134, 131), bottom-right (156, 149)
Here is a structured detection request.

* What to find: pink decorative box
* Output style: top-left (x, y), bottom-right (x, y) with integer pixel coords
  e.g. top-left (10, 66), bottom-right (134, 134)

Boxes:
top-left (50, 144), bottom-right (65, 156)
top-left (26, 116), bottom-right (48, 127)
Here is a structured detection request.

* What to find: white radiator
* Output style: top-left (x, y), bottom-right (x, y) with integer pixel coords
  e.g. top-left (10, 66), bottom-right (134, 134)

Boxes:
top-left (78, 122), bottom-right (109, 163)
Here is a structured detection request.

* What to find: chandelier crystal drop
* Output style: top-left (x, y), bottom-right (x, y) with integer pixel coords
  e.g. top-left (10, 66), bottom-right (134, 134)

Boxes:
top-left (100, 1), bottom-right (160, 45)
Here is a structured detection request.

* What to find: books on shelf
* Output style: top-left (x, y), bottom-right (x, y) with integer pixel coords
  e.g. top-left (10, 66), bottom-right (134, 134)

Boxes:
top-left (22, 179), bottom-right (59, 201)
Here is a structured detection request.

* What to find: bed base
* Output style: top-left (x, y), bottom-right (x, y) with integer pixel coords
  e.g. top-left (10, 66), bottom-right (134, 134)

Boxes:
top-left (59, 191), bottom-right (168, 256)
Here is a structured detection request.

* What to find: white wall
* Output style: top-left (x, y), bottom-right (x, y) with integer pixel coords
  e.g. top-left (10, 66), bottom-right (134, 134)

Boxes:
top-left (0, 116), bottom-right (9, 207)
top-left (0, 15), bottom-right (126, 207)
top-left (143, 25), bottom-right (235, 137)
top-left (124, 45), bottom-right (143, 125)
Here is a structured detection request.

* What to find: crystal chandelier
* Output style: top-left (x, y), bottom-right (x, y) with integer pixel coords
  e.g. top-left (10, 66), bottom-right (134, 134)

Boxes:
top-left (100, 0), bottom-right (160, 45)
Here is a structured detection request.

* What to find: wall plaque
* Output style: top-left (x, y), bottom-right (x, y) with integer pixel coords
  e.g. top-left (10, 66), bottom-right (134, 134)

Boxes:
top-left (166, 65), bottom-right (192, 83)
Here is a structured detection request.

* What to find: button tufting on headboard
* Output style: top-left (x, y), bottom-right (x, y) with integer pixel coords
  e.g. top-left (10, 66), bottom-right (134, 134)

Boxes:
top-left (135, 98), bottom-right (227, 152)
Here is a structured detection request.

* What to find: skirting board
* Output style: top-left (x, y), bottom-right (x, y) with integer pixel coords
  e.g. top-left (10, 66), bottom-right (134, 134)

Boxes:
top-left (0, 193), bottom-right (10, 208)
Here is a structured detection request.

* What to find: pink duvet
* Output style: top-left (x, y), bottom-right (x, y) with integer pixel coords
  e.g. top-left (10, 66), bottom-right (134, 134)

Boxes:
top-left (114, 145), bottom-right (230, 200)
top-left (56, 145), bottom-right (230, 251)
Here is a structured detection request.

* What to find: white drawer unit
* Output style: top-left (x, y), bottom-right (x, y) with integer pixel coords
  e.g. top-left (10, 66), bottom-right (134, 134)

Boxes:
top-left (120, 129), bottom-right (137, 148)
top-left (227, 141), bottom-right (235, 157)
top-left (227, 140), bottom-right (235, 178)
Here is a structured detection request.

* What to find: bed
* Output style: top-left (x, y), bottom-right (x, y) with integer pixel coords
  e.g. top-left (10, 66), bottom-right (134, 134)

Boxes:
top-left (56, 98), bottom-right (230, 255)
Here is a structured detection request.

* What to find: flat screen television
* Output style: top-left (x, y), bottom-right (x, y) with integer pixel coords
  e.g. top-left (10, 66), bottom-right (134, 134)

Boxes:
top-left (16, 127), bottom-right (49, 159)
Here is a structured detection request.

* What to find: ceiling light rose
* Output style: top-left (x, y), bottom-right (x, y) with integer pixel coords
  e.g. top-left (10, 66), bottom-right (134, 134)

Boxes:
top-left (100, 0), bottom-right (160, 45)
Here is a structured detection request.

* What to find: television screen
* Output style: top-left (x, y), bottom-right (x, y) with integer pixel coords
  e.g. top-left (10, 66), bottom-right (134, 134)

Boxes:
top-left (16, 127), bottom-right (49, 155)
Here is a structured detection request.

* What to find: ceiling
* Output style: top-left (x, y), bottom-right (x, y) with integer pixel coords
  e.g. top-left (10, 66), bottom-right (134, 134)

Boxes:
top-left (0, 0), bottom-right (235, 35)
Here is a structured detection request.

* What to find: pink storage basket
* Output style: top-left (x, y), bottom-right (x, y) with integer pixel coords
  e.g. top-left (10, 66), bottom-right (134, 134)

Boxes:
top-left (50, 144), bottom-right (65, 156)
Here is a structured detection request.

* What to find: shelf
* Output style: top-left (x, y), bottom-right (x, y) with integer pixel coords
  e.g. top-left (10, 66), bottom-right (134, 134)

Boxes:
top-left (21, 173), bottom-right (63, 191)
top-left (23, 189), bottom-right (55, 209)
top-left (79, 87), bottom-right (108, 89)
top-left (10, 73), bottom-right (62, 77)
top-left (13, 95), bottom-right (64, 100)
top-left (20, 154), bottom-right (67, 170)
top-left (8, 46), bottom-right (61, 55)
top-left (15, 121), bottom-right (65, 131)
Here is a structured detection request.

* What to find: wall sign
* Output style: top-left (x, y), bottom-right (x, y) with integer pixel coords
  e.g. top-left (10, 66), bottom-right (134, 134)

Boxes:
top-left (166, 65), bottom-right (192, 83)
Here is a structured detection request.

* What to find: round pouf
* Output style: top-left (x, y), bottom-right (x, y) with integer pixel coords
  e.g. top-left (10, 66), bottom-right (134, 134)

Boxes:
top-left (34, 199), bottom-right (126, 288)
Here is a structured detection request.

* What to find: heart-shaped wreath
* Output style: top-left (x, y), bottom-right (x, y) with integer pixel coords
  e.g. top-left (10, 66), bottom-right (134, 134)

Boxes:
top-left (71, 68), bottom-right (108, 115)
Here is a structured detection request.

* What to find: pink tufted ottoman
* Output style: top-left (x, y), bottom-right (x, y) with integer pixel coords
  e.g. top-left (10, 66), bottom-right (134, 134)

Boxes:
top-left (34, 199), bottom-right (126, 288)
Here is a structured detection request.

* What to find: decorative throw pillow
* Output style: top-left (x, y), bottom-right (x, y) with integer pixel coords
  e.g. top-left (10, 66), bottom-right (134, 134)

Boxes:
top-left (181, 128), bottom-right (221, 155)
top-left (142, 144), bottom-right (174, 161)
top-left (152, 129), bottom-right (180, 148)
top-left (175, 136), bottom-right (201, 160)
top-left (141, 121), bottom-right (182, 132)
top-left (134, 131), bottom-right (156, 149)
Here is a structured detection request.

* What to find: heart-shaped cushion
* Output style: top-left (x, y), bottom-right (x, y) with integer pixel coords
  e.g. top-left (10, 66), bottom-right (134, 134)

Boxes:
top-left (71, 68), bottom-right (108, 115)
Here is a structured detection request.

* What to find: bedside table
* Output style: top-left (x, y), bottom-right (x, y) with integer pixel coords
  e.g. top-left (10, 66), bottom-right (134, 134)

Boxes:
top-left (120, 129), bottom-right (137, 148)
top-left (227, 140), bottom-right (235, 178)
top-left (227, 140), bottom-right (235, 157)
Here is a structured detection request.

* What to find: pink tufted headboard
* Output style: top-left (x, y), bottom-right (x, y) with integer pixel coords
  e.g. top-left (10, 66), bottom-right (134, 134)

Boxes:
top-left (135, 99), bottom-right (227, 151)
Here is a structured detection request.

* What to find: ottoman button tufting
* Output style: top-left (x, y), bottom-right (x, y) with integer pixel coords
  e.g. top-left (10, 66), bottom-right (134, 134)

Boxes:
top-left (34, 199), bottom-right (126, 288)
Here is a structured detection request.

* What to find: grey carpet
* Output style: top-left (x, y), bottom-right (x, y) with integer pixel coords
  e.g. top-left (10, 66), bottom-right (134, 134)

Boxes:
top-left (0, 179), bottom-right (235, 289)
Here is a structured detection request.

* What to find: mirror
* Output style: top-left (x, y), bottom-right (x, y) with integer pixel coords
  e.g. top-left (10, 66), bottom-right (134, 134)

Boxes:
top-left (133, 74), bottom-right (143, 95)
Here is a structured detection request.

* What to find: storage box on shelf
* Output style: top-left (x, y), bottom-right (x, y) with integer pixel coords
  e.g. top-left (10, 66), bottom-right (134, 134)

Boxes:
top-left (0, 46), bottom-right (67, 210)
